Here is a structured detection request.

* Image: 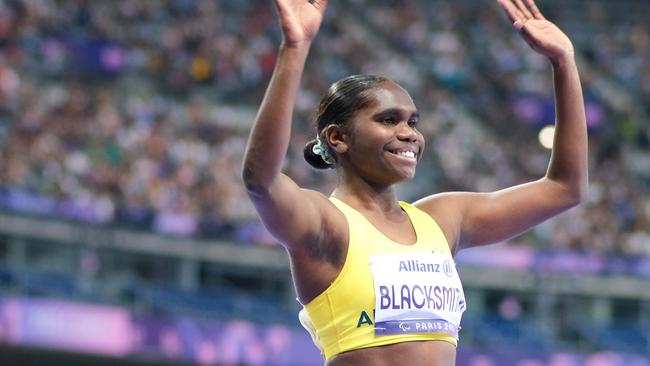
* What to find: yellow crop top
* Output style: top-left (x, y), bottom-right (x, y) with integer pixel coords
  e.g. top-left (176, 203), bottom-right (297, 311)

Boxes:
top-left (299, 197), bottom-right (465, 360)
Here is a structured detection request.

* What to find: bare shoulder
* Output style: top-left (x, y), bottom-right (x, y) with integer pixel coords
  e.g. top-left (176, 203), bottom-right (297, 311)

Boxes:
top-left (413, 191), bottom-right (471, 213)
top-left (246, 173), bottom-right (349, 258)
top-left (412, 192), bottom-right (477, 254)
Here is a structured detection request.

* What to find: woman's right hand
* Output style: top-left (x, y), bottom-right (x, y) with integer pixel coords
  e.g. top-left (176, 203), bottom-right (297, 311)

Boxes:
top-left (274, 0), bottom-right (328, 47)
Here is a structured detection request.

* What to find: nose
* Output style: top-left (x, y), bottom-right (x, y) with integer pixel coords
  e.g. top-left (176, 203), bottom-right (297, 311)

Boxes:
top-left (396, 123), bottom-right (418, 142)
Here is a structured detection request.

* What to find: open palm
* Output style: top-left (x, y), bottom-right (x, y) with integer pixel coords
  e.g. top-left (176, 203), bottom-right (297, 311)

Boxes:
top-left (274, 0), bottom-right (328, 46)
top-left (497, 0), bottom-right (574, 62)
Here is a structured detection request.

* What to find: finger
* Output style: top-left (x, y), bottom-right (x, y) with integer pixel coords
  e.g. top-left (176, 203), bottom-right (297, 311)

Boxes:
top-left (514, 0), bottom-right (534, 19)
top-left (310, 0), bottom-right (328, 11)
top-left (498, 0), bottom-right (523, 23)
top-left (524, 0), bottom-right (546, 20)
top-left (497, 0), bottom-right (528, 29)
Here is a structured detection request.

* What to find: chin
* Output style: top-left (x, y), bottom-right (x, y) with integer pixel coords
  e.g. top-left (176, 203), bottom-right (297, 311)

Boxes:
top-left (395, 169), bottom-right (417, 183)
top-left (404, 173), bottom-right (417, 181)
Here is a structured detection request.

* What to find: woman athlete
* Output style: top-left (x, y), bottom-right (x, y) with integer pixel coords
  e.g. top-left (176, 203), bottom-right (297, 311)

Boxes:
top-left (242, 0), bottom-right (587, 365)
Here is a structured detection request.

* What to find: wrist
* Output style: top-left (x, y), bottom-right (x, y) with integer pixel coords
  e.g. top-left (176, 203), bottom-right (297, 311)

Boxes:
top-left (550, 50), bottom-right (576, 69)
top-left (276, 41), bottom-right (312, 71)
top-left (281, 39), bottom-right (313, 50)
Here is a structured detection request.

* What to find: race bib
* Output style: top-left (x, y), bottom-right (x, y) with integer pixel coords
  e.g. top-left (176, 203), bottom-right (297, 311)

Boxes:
top-left (370, 252), bottom-right (466, 338)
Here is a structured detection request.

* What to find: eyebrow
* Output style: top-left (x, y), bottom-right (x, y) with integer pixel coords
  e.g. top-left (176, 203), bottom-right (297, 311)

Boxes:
top-left (372, 108), bottom-right (420, 119)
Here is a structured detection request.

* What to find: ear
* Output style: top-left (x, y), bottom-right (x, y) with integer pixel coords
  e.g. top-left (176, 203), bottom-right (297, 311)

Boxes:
top-left (323, 124), bottom-right (349, 154)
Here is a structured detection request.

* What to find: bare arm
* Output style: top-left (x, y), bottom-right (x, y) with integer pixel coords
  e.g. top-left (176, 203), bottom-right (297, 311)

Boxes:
top-left (416, 0), bottom-right (587, 252)
top-left (242, 0), bottom-right (334, 249)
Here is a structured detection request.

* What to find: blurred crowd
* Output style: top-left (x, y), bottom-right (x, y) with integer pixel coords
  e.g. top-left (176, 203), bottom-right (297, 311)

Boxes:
top-left (0, 0), bottom-right (649, 257)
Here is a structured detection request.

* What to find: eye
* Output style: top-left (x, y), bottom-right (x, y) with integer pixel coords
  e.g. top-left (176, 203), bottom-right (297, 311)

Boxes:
top-left (408, 118), bottom-right (419, 127)
top-left (382, 116), bottom-right (397, 124)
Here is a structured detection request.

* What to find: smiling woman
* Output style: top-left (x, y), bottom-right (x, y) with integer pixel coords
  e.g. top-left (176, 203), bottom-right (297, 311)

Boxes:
top-left (241, 0), bottom-right (587, 365)
top-left (308, 76), bottom-right (425, 185)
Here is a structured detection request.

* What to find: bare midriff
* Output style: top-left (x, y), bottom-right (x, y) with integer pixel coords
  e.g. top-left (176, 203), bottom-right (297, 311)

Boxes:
top-left (326, 340), bottom-right (457, 366)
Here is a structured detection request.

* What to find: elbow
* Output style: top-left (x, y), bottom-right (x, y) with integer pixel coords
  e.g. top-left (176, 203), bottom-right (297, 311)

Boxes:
top-left (565, 181), bottom-right (588, 207)
top-left (241, 152), bottom-right (264, 192)
top-left (545, 176), bottom-right (588, 208)
top-left (567, 190), bottom-right (584, 208)
top-left (241, 164), bottom-right (260, 192)
top-left (241, 163), bottom-right (270, 196)
top-left (571, 172), bottom-right (590, 205)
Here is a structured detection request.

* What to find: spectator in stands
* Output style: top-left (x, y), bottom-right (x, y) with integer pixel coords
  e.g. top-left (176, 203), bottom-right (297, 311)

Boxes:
top-left (0, 0), bottom-right (648, 259)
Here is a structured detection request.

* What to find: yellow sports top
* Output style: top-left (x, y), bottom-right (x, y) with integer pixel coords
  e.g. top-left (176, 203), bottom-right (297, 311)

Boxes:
top-left (299, 197), bottom-right (461, 360)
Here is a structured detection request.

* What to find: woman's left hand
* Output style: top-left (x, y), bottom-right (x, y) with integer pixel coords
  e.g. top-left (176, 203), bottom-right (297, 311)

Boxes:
top-left (274, 0), bottom-right (328, 47)
top-left (497, 0), bottom-right (574, 64)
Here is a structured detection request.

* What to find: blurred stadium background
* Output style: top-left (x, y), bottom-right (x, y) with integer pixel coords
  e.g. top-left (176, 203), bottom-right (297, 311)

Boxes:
top-left (0, 0), bottom-right (649, 365)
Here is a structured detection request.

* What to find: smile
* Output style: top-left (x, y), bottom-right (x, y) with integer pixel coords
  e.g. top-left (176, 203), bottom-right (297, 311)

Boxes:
top-left (388, 148), bottom-right (418, 161)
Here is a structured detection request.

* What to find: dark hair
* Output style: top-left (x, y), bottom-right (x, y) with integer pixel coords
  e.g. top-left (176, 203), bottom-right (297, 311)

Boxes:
top-left (303, 74), bottom-right (389, 169)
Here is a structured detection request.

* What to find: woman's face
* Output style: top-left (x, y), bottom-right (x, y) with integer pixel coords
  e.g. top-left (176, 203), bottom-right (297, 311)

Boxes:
top-left (345, 81), bottom-right (425, 185)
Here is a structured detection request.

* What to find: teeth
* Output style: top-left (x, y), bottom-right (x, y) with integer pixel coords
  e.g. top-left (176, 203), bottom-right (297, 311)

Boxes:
top-left (397, 151), bottom-right (416, 158)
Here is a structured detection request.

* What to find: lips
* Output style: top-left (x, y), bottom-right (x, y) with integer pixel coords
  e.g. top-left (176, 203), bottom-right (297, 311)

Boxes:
top-left (387, 147), bottom-right (419, 162)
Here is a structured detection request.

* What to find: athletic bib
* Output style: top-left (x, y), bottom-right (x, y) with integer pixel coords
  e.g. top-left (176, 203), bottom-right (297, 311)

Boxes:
top-left (370, 252), bottom-right (466, 338)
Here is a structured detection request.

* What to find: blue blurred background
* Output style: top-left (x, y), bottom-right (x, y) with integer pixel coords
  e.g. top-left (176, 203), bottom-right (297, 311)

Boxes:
top-left (0, 0), bottom-right (649, 365)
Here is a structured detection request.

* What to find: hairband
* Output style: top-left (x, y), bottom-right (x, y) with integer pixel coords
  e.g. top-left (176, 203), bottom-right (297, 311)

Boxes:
top-left (312, 135), bottom-right (335, 165)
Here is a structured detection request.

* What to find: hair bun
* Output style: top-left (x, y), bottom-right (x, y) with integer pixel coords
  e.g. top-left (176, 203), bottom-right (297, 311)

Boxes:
top-left (303, 139), bottom-right (333, 170)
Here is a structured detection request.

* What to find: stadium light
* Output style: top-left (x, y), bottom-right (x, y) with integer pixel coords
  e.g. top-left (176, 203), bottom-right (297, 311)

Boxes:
top-left (538, 125), bottom-right (555, 150)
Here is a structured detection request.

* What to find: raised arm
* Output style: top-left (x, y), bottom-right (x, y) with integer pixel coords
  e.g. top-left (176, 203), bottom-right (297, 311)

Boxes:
top-left (500, 0), bottom-right (586, 192)
top-left (242, 0), bottom-right (333, 248)
top-left (416, 0), bottom-right (588, 252)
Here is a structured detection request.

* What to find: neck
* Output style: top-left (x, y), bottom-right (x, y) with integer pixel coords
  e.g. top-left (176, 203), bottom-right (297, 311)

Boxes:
top-left (331, 170), bottom-right (401, 213)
